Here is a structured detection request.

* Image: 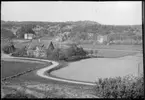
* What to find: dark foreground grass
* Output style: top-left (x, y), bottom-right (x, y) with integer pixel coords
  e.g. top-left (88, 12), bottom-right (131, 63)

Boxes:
top-left (1, 60), bottom-right (46, 79)
top-left (3, 60), bottom-right (94, 89)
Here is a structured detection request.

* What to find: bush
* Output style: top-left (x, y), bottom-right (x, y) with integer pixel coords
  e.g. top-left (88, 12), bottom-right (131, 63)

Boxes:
top-left (2, 44), bottom-right (16, 54)
top-left (4, 91), bottom-right (37, 98)
top-left (12, 46), bottom-right (27, 57)
top-left (46, 44), bottom-right (87, 61)
top-left (65, 56), bottom-right (81, 61)
top-left (44, 87), bottom-right (67, 98)
top-left (95, 75), bottom-right (144, 98)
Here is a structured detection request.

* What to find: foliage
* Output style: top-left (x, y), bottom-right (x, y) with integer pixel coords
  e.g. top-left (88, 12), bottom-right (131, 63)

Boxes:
top-left (2, 20), bottom-right (142, 45)
top-left (12, 46), bottom-right (27, 57)
top-left (37, 28), bottom-right (49, 37)
top-left (46, 43), bottom-right (87, 61)
top-left (3, 91), bottom-right (37, 98)
top-left (16, 24), bottom-right (35, 38)
top-left (44, 87), bottom-right (67, 98)
top-left (1, 28), bottom-right (16, 39)
top-left (2, 43), bottom-right (16, 54)
top-left (51, 48), bottom-right (61, 60)
top-left (66, 44), bottom-right (87, 56)
top-left (95, 75), bottom-right (144, 98)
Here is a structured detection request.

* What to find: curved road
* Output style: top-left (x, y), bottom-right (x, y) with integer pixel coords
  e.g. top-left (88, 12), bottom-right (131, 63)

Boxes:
top-left (1, 53), bottom-right (96, 86)
top-left (1, 48), bottom-right (142, 86)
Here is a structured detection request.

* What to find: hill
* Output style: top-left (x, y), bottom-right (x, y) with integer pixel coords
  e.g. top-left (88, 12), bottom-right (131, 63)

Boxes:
top-left (1, 20), bottom-right (142, 45)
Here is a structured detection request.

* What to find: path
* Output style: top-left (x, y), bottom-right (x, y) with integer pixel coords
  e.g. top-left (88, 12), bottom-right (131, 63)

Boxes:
top-left (1, 49), bottom-right (142, 86)
top-left (1, 53), bottom-right (96, 86)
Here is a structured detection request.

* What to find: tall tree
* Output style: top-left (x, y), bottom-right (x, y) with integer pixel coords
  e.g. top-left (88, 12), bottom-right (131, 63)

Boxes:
top-left (16, 25), bottom-right (35, 38)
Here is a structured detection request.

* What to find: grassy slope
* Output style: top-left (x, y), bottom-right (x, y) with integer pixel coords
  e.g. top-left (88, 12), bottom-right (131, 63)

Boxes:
top-left (1, 60), bottom-right (45, 78)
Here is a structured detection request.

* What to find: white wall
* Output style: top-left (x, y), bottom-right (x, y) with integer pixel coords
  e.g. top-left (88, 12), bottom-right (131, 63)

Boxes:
top-left (24, 34), bottom-right (27, 39)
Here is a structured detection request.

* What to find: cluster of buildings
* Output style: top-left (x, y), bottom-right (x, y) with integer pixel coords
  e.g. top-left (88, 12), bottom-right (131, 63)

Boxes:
top-left (26, 41), bottom-right (55, 58)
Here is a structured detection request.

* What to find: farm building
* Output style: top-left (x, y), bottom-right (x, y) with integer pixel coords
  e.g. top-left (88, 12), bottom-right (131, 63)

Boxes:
top-left (97, 35), bottom-right (108, 44)
top-left (26, 41), bottom-right (55, 58)
top-left (24, 33), bottom-right (35, 40)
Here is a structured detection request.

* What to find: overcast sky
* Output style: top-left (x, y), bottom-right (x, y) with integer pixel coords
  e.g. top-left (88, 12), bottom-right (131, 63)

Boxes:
top-left (1, 1), bottom-right (142, 25)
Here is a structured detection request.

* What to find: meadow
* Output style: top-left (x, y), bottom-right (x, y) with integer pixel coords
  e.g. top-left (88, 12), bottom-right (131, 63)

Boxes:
top-left (1, 60), bottom-right (46, 79)
top-left (51, 53), bottom-right (143, 83)
top-left (80, 44), bottom-right (142, 51)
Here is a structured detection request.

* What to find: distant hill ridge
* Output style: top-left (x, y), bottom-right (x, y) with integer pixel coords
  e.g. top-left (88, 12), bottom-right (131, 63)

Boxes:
top-left (1, 20), bottom-right (142, 43)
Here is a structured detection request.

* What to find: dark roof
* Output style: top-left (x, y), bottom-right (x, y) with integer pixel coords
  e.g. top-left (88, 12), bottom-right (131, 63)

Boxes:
top-left (27, 40), bottom-right (54, 50)
top-left (47, 41), bottom-right (55, 50)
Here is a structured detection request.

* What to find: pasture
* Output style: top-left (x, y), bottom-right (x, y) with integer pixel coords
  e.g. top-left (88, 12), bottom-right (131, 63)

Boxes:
top-left (1, 60), bottom-right (46, 79)
top-left (95, 49), bottom-right (139, 58)
top-left (51, 53), bottom-right (143, 83)
top-left (80, 44), bottom-right (142, 51)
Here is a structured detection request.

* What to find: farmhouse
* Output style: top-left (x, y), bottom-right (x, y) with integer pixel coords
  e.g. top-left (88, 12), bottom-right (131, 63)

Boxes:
top-left (97, 35), bottom-right (108, 44)
top-left (24, 33), bottom-right (35, 40)
top-left (26, 41), bottom-right (55, 58)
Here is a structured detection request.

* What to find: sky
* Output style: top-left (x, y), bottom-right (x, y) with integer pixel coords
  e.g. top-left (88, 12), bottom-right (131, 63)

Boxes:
top-left (1, 1), bottom-right (142, 25)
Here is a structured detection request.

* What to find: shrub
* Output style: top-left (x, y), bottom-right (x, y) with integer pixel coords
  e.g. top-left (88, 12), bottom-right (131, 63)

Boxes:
top-left (95, 75), bottom-right (144, 98)
top-left (65, 56), bottom-right (81, 61)
top-left (12, 46), bottom-right (27, 57)
top-left (51, 48), bottom-right (61, 60)
top-left (44, 88), bottom-right (67, 98)
top-left (2, 44), bottom-right (16, 54)
top-left (46, 44), bottom-right (87, 61)
top-left (4, 91), bottom-right (37, 98)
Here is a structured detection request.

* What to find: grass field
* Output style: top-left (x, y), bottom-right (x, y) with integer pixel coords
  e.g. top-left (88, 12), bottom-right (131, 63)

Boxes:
top-left (1, 60), bottom-right (46, 79)
top-left (51, 53), bottom-right (143, 83)
top-left (96, 50), bottom-right (139, 58)
top-left (80, 44), bottom-right (142, 51)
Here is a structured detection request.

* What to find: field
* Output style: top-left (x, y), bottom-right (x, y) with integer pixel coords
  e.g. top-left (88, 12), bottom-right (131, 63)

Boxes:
top-left (94, 50), bottom-right (139, 58)
top-left (1, 59), bottom-right (96, 98)
top-left (1, 60), bottom-right (46, 79)
top-left (80, 44), bottom-right (142, 51)
top-left (51, 53), bottom-right (143, 83)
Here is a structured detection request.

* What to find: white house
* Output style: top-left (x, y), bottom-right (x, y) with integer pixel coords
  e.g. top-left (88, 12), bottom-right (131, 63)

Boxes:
top-left (97, 35), bottom-right (108, 44)
top-left (24, 33), bottom-right (35, 40)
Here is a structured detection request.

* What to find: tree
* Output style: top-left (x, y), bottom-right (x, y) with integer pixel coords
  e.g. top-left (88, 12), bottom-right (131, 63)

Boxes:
top-left (51, 48), bottom-right (60, 60)
top-left (12, 46), bottom-right (27, 56)
top-left (90, 50), bottom-right (93, 55)
top-left (65, 44), bottom-right (87, 59)
top-left (2, 43), bottom-right (16, 54)
top-left (66, 45), bottom-right (76, 57)
top-left (1, 28), bottom-right (16, 39)
top-left (16, 25), bottom-right (35, 38)
top-left (58, 50), bottom-right (66, 60)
